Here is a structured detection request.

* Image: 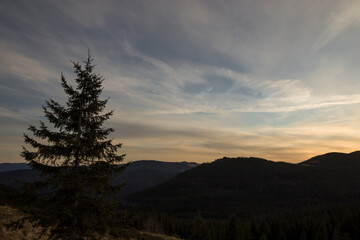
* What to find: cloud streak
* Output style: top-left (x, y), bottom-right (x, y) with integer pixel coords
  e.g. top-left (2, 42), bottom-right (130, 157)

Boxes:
top-left (1, 0), bottom-right (360, 163)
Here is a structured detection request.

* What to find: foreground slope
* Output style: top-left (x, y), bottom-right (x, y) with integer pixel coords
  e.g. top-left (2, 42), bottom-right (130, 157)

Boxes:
top-left (127, 153), bottom-right (360, 217)
top-left (0, 205), bottom-right (182, 240)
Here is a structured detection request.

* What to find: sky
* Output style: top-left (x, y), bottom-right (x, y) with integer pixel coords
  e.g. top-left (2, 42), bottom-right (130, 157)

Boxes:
top-left (1, 0), bottom-right (360, 163)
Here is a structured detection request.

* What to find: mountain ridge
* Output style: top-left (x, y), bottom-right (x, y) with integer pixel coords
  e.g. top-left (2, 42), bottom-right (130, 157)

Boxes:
top-left (299, 151), bottom-right (360, 168)
top-left (0, 160), bottom-right (198, 197)
top-left (2, 151), bottom-right (360, 218)
top-left (127, 151), bottom-right (360, 217)
top-left (0, 163), bottom-right (29, 172)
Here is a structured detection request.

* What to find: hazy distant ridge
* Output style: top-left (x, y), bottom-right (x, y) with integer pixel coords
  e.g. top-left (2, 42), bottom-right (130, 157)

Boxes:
top-left (0, 163), bottom-right (29, 172)
top-left (0, 160), bottom-right (197, 197)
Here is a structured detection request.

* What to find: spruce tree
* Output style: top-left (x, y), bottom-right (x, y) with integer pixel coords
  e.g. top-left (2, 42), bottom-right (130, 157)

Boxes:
top-left (20, 54), bottom-right (127, 240)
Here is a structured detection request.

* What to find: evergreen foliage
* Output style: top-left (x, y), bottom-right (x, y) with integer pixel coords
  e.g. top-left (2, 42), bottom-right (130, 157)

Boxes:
top-left (20, 54), bottom-right (126, 240)
top-left (129, 200), bottom-right (360, 240)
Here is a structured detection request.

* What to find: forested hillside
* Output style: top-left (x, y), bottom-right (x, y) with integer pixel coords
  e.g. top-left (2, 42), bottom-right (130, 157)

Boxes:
top-left (128, 153), bottom-right (360, 218)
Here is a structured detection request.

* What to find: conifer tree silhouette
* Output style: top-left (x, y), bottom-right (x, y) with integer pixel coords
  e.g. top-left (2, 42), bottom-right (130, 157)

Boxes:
top-left (21, 53), bottom-right (126, 240)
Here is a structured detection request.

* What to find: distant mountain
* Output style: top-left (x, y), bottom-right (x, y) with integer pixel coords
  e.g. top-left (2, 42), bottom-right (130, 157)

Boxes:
top-left (114, 160), bottom-right (197, 197)
top-left (0, 160), bottom-right (197, 196)
top-left (127, 152), bottom-right (360, 218)
top-left (0, 163), bottom-right (29, 172)
top-left (0, 169), bottom-right (41, 188)
top-left (300, 151), bottom-right (360, 169)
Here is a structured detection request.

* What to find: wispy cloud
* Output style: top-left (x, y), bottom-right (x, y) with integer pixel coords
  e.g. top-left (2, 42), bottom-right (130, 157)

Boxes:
top-left (0, 44), bottom-right (57, 83)
top-left (1, 0), bottom-right (360, 163)
top-left (314, 1), bottom-right (360, 51)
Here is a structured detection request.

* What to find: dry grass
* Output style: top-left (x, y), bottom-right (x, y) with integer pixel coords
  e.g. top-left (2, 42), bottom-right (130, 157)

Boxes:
top-left (0, 205), bottom-right (182, 240)
top-left (0, 205), bottom-right (48, 240)
top-left (139, 232), bottom-right (182, 240)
